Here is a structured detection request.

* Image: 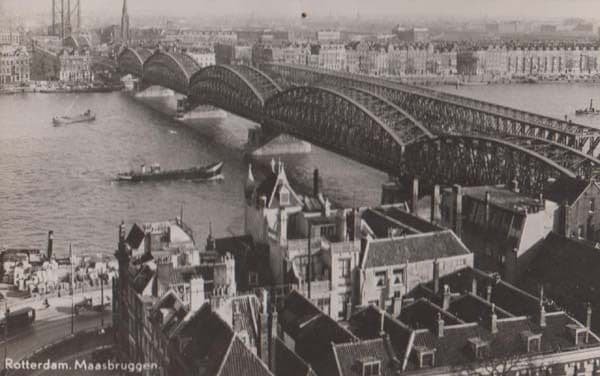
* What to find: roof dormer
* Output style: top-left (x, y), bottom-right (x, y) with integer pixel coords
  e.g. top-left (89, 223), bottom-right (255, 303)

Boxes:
top-left (359, 357), bottom-right (382, 376)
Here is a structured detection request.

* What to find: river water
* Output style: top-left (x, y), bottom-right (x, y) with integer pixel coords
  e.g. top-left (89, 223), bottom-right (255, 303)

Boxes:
top-left (2, 83), bottom-right (600, 256)
top-left (0, 91), bottom-right (385, 256)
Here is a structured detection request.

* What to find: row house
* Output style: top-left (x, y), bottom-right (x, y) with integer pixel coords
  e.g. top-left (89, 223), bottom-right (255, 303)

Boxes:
top-left (244, 162), bottom-right (473, 321)
top-left (279, 269), bottom-right (600, 376)
top-left (58, 48), bottom-right (93, 83)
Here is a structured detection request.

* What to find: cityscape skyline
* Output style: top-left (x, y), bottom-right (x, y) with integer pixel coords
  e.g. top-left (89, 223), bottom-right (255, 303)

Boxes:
top-left (3, 0), bottom-right (600, 24)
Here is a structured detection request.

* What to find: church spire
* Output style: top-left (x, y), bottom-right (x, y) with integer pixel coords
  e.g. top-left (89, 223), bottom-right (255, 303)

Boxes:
top-left (120, 0), bottom-right (130, 44)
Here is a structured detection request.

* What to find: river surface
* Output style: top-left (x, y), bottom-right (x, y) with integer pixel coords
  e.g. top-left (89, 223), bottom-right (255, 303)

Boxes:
top-left (0, 91), bottom-right (385, 256)
top-left (2, 83), bottom-right (600, 256)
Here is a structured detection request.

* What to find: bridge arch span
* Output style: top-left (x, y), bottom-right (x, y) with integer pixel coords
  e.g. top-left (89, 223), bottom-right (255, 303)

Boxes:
top-left (263, 85), bottom-right (432, 171)
top-left (142, 50), bottom-right (200, 94)
top-left (403, 134), bottom-right (578, 194)
top-left (117, 47), bottom-right (150, 78)
top-left (188, 65), bottom-right (278, 121)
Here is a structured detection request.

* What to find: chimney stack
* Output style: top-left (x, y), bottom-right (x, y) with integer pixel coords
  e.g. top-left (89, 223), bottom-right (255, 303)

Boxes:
top-left (411, 177), bottom-right (419, 215)
top-left (511, 179), bottom-right (520, 193)
top-left (486, 284), bottom-right (492, 302)
top-left (490, 304), bottom-right (498, 334)
top-left (586, 303), bottom-right (592, 344)
top-left (452, 185), bottom-right (463, 238)
top-left (47, 231), bottom-right (54, 260)
top-left (379, 308), bottom-right (386, 336)
top-left (313, 169), bottom-right (320, 197)
top-left (471, 277), bottom-right (477, 296)
top-left (433, 259), bottom-right (440, 295)
top-left (442, 284), bottom-right (451, 310)
top-left (269, 307), bottom-right (278, 371)
top-left (436, 313), bottom-right (444, 338)
top-left (430, 185), bottom-right (441, 224)
top-left (538, 285), bottom-right (546, 328)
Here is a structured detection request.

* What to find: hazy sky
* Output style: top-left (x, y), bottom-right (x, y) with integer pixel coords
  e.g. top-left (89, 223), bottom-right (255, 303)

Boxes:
top-left (3, 0), bottom-right (600, 21)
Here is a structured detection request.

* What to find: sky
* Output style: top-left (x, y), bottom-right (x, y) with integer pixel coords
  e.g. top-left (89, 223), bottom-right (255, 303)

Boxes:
top-left (2, 0), bottom-right (600, 21)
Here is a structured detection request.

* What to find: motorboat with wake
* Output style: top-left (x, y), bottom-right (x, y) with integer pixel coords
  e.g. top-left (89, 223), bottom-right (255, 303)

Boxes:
top-left (116, 161), bottom-right (224, 182)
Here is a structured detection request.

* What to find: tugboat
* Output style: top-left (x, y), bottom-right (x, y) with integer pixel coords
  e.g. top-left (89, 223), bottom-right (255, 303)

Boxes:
top-left (575, 99), bottom-right (600, 116)
top-left (116, 161), bottom-right (224, 182)
top-left (52, 109), bottom-right (96, 126)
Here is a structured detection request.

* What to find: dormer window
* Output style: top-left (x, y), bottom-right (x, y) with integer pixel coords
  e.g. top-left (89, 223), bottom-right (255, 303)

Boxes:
top-left (414, 346), bottom-right (436, 368)
top-left (359, 357), bottom-right (381, 376)
top-left (520, 330), bottom-right (542, 353)
top-left (467, 337), bottom-right (489, 359)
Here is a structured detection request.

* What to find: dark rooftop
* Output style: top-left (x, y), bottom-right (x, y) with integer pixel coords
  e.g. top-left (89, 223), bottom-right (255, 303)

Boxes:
top-left (544, 177), bottom-right (594, 206)
top-left (362, 230), bottom-right (470, 269)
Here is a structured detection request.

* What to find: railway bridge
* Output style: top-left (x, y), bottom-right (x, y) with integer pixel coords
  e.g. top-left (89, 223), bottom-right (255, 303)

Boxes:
top-left (117, 47), bottom-right (600, 194)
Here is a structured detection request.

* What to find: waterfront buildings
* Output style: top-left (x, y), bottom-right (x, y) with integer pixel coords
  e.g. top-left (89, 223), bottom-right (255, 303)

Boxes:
top-left (0, 45), bottom-right (30, 86)
top-left (57, 48), bottom-right (93, 83)
top-left (186, 48), bottom-right (216, 68)
top-left (0, 29), bottom-right (20, 45)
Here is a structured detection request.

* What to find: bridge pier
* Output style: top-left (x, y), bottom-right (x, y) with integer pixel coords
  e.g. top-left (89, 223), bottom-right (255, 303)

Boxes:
top-left (246, 127), bottom-right (311, 157)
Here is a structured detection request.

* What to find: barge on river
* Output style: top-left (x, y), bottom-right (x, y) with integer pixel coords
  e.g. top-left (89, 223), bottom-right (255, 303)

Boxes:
top-left (116, 161), bottom-right (224, 182)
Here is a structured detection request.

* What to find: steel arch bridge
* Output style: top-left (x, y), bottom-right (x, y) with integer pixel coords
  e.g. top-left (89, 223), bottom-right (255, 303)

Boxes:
top-left (115, 54), bottom-right (600, 194)
top-left (262, 63), bottom-right (600, 156)
top-left (188, 64), bottom-right (282, 122)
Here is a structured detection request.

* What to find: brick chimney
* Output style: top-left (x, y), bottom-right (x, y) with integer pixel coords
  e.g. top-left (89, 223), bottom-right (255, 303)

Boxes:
top-left (411, 177), bottom-right (419, 215)
top-left (232, 300), bottom-right (243, 332)
top-left (471, 277), bottom-right (477, 296)
top-left (430, 185), bottom-right (441, 224)
top-left (452, 185), bottom-right (463, 238)
top-left (258, 289), bottom-right (270, 366)
top-left (269, 307), bottom-right (278, 371)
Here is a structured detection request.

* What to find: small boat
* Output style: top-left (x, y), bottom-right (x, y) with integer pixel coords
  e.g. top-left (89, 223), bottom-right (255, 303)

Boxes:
top-left (53, 109), bottom-right (96, 126)
top-left (116, 161), bottom-right (224, 182)
top-left (575, 99), bottom-right (600, 116)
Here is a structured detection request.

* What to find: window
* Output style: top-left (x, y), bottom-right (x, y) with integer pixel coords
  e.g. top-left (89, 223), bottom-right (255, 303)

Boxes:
top-left (362, 360), bottom-right (381, 376)
top-left (392, 268), bottom-right (404, 285)
top-left (280, 189), bottom-right (290, 205)
top-left (591, 199), bottom-right (596, 212)
top-left (375, 271), bottom-right (386, 288)
top-left (339, 258), bottom-right (351, 279)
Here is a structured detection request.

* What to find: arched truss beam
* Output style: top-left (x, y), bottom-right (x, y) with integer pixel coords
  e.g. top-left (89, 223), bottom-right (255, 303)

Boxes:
top-left (142, 50), bottom-right (198, 94)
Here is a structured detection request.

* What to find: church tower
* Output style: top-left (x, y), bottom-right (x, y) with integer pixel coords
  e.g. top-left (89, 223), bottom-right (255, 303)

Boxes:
top-left (120, 0), bottom-right (130, 44)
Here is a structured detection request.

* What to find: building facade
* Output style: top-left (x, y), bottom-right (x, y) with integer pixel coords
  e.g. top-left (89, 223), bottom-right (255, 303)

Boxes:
top-left (58, 48), bottom-right (93, 83)
top-left (0, 45), bottom-right (30, 85)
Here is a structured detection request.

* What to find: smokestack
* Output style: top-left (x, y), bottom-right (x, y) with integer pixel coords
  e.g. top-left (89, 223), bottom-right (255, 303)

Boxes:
top-left (436, 313), bottom-right (444, 338)
top-left (410, 177), bottom-right (419, 215)
top-left (313, 169), bottom-right (320, 197)
top-left (60, 0), bottom-right (64, 39)
top-left (47, 231), bottom-right (54, 259)
top-left (490, 304), bottom-right (498, 334)
top-left (442, 284), bottom-right (451, 310)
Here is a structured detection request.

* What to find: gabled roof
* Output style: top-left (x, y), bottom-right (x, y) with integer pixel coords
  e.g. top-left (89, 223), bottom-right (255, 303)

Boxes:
top-left (349, 305), bottom-right (413, 366)
top-left (361, 230), bottom-right (470, 269)
top-left (332, 337), bottom-right (401, 376)
top-left (274, 338), bottom-right (317, 376)
top-left (254, 163), bottom-right (301, 209)
top-left (520, 233), bottom-right (600, 330)
top-left (171, 303), bottom-right (271, 375)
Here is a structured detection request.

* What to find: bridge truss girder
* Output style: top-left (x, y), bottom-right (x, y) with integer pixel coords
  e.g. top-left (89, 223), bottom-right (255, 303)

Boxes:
top-left (142, 51), bottom-right (192, 95)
